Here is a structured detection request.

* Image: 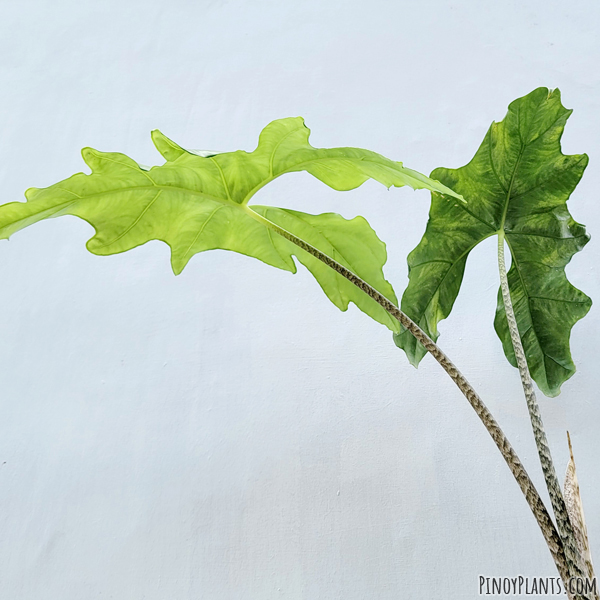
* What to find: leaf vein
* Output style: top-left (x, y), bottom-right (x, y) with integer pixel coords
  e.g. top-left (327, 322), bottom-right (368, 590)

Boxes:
top-left (209, 156), bottom-right (233, 202)
top-left (268, 125), bottom-right (304, 177)
top-left (94, 190), bottom-right (163, 250)
top-left (183, 204), bottom-right (226, 260)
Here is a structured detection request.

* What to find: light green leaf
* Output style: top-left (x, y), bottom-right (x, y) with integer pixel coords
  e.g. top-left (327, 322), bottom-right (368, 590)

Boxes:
top-left (0, 117), bottom-right (458, 331)
top-left (252, 206), bottom-right (400, 330)
top-left (394, 88), bottom-right (591, 396)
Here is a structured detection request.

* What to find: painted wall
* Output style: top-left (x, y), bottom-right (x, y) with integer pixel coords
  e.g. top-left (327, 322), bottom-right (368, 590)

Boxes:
top-left (0, 1), bottom-right (598, 598)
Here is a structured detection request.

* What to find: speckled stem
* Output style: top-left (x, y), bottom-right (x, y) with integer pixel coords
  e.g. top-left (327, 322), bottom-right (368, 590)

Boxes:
top-left (498, 235), bottom-right (585, 586)
top-left (246, 206), bottom-right (571, 586)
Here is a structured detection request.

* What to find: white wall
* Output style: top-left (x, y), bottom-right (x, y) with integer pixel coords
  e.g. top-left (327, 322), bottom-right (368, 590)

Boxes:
top-left (0, 1), bottom-right (598, 598)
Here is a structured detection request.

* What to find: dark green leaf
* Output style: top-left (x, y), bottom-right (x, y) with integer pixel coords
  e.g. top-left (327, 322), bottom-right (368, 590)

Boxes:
top-left (394, 88), bottom-right (591, 396)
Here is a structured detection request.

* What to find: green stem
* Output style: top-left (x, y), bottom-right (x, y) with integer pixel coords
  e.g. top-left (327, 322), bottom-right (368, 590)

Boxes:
top-left (245, 205), bottom-right (571, 586)
top-left (497, 234), bottom-right (585, 581)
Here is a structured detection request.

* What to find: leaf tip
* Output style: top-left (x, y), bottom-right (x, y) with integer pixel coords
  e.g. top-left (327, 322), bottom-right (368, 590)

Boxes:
top-left (567, 430), bottom-right (574, 458)
top-left (170, 257), bottom-right (185, 276)
top-left (151, 129), bottom-right (187, 162)
top-left (393, 331), bottom-right (422, 368)
top-left (150, 129), bottom-right (167, 143)
top-left (547, 87), bottom-right (563, 102)
top-left (81, 147), bottom-right (95, 168)
top-left (407, 357), bottom-right (420, 369)
top-left (581, 152), bottom-right (590, 169)
top-left (290, 115), bottom-right (308, 129)
top-left (581, 231), bottom-right (592, 250)
top-left (24, 186), bottom-right (40, 201)
top-left (540, 379), bottom-right (563, 398)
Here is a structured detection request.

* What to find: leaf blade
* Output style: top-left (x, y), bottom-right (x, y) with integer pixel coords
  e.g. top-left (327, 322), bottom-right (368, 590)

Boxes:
top-left (395, 88), bottom-right (591, 395)
top-left (253, 206), bottom-right (399, 331)
top-left (1, 117), bottom-right (446, 330)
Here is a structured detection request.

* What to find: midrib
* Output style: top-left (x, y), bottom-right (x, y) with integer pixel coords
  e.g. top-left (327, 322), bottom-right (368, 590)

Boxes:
top-left (498, 145), bottom-right (526, 236)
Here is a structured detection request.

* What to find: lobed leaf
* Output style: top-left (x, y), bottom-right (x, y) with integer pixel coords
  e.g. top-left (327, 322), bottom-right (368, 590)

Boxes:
top-left (394, 88), bottom-right (591, 396)
top-left (0, 117), bottom-right (459, 331)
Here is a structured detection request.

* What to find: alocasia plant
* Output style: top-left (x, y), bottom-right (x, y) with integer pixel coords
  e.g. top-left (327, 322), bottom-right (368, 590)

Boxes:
top-left (396, 88), bottom-right (595, 592)
top-left (0, 89), bottom-right (595, 598)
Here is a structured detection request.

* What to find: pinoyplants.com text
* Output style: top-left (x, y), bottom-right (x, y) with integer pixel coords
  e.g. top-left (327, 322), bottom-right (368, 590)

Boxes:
top-left (478, 575), bottom-right (597, 596)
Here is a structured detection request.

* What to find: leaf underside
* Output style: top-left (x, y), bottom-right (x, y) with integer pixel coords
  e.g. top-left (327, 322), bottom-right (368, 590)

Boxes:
top-left (0, 117), bottom-right (460, 332)
top-left (394, 88), bottom-right (591, 396)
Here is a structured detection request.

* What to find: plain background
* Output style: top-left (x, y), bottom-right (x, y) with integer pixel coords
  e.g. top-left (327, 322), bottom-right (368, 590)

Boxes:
top-left (0, 1), bottom-right (598, 598)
